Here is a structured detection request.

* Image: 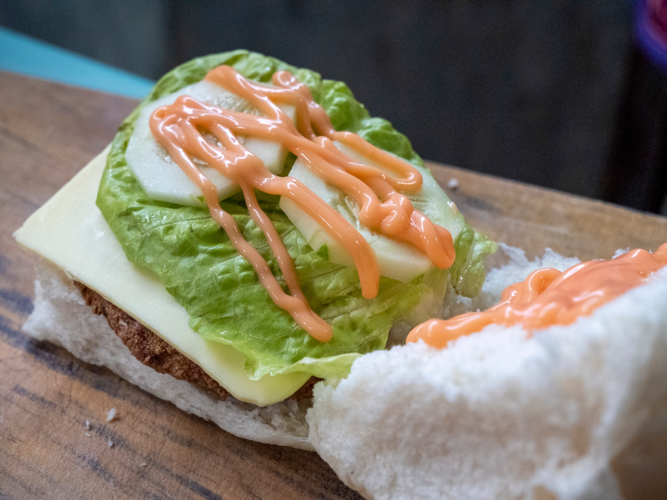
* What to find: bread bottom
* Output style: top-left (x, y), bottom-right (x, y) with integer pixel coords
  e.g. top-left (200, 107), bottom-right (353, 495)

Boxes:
top-left (23, 258), bottom-right (314, 450)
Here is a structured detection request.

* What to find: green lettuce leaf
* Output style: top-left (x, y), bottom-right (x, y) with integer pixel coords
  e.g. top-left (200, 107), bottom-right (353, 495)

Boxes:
top-left (97, 50), bottom-right (495, 380)
top-left (450, 226), bottom-right (497, 298)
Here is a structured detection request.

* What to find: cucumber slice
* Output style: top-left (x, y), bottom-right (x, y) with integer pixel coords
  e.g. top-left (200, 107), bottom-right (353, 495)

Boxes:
top-left (126, 80), bottom-right (295, 206)
top-left (280, 143), bottom-right (465, 282)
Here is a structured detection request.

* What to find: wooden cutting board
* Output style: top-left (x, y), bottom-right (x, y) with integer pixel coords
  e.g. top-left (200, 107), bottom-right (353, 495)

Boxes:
top-left (1, 71), bottom-right (667, 500)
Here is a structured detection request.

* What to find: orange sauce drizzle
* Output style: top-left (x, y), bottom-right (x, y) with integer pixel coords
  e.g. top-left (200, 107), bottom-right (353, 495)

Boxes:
top-left (149, 65), bottom-right (455, 342)
top-left (407, 243), bottom-right (667, 349)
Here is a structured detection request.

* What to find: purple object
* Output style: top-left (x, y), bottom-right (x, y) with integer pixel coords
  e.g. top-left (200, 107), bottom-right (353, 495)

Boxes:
top-left (636, 0), bottom-right (667, 70)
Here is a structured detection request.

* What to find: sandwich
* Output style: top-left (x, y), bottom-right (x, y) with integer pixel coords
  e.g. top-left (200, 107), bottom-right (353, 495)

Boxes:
top-left (15, 50), bottom-right (667, 499)
top-left (14, 50), bottom-right (495, 449)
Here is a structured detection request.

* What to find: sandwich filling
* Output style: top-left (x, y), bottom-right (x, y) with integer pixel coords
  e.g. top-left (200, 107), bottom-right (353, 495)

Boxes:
top-left (16, 51), bottom-right (495, 405)
top-left (148, 65), bottom-right (456, 341)
top-left (409, 243), bottom-right (667, 348)
top-left (96, 51), bottom-right (496, 389)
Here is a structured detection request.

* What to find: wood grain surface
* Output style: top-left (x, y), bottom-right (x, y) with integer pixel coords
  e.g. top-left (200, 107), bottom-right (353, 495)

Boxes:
top-left (1, 70), bottom-right (667, 500)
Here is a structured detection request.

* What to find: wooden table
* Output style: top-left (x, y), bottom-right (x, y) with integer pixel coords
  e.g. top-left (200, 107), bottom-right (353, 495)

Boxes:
top-left (2, 71), bottom-right (667, 500)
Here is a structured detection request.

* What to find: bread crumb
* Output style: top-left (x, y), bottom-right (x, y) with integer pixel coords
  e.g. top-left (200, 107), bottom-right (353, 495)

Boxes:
top-left (140, 462), bottom-right (147, 468)
top-left (447, 178), bottom-right (459, 190)
top-left (108, 440), bottom-right (114, 448)
top-left (84, 432), bottom-right (92, 437)
top-left (84, 420), bottom-right (91, 430)
top-left (106, 408), bottom-right (117, 423)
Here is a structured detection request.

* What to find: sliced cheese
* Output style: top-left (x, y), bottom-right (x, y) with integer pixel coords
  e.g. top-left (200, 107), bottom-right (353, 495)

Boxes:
top-left (14, 147), bottom-right (310, 406)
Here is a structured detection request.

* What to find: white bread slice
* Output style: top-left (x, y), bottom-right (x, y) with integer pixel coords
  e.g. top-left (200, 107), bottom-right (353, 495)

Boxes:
top-left (24, 258), bottom-right (314, 450)
top-left (21, 240), bottom-right (470, 449)
top-left (308, 246), bottom-right (667, 499)
top-left (21, 254), bottom-right (462, 451)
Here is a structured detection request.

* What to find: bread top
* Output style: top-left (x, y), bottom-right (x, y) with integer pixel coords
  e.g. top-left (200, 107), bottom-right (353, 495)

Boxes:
top-left (308, 246), bottom-right (667, 499)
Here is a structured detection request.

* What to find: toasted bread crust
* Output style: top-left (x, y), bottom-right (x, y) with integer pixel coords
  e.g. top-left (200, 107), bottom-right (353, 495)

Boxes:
top-left (74, 282), bottom-right (317, 402)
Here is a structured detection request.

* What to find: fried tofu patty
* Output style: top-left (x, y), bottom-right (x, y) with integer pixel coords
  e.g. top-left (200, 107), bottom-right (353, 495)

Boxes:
top-left (74, 282), bottom-right (316, 402)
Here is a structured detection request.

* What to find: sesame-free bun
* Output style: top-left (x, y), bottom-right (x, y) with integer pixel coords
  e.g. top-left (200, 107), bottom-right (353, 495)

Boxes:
top-left (308, 246), bottom-right (667, 499)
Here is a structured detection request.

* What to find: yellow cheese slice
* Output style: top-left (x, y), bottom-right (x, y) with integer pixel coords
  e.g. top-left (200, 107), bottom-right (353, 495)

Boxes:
top-left (14, 147), bottom-right (310, 406)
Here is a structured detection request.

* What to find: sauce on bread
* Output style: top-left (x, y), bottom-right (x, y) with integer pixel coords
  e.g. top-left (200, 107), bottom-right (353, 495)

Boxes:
top-left (408, 243), bottom-right (667, 348)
